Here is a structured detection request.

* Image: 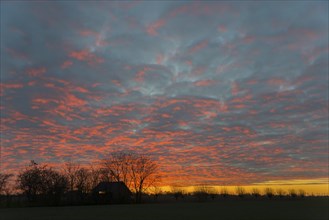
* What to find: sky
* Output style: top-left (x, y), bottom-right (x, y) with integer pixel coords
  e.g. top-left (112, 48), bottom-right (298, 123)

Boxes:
top-left (1, 1), bottom-right (328, 188)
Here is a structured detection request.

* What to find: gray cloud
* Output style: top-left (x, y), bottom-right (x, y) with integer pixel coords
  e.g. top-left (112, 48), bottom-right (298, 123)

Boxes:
top-left (1, 1), bottom-right (328, 185)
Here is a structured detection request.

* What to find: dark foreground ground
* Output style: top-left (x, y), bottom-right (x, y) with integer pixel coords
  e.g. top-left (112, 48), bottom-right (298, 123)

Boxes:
top-left (0, 198), bottom-right (328, 220)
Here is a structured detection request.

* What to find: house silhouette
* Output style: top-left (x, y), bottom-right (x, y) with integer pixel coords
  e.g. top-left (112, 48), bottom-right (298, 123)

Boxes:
top-left (92, 181), bottom-right (132, 204)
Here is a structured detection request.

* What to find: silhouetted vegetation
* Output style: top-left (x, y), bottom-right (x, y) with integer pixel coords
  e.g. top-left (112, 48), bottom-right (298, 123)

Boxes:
top-left (276, 188), bottom-right (286, 198)
top-left (0, 152), bottom-right (162, 207)
top-left (235, 186), bottom-right (246, 198)
top-left (193, 186), bottom-right (212, 202)
top-left (251, 187), bottom-right (260, 198)
top-left (220, 186), bottom-right (229, 198)
top-left (0, 155), bottom-right (324, 208)
top-left (0, 173), bottom-right (13, 195)
top-left (101, 152), bottom-right (159, 203)
top-left (17, 161), bottom-right (68, 205)
top-left (264, 187), bottom-right (274, 199)
top-left (171, 186), bottom-right (184, 201)
top-left (288, 188), bottom-right (298, 198)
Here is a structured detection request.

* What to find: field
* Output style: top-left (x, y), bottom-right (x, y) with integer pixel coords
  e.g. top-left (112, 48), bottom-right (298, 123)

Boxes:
top-left (0, 198), bottom-right (328, 220)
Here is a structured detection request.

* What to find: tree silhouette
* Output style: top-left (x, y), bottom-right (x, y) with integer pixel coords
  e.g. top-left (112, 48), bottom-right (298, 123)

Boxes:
top-left (101, 152), bottom-right (159, 203)
top-left (264, 187), bottom-right (274, 199)
top-left (101, 152), bottom-right (132, 187)
top-left (63, 162), bottom-right (80, 192)
top-left (17, 161), bottom-right (68, 204)
top-left (130, 154), bottom-right (159, 203)
top-left (0, 173), bottom-right (13, 195)
top-left (298, 189), bottom-right (306, 198)
top-left (171, 186), bottom-right (184, 200)
top-left (276, 188), bottom-right (285, 198)
top-left (288, 189), bottom-right (297, 198)
top-left (235, 186), bottom-right (246, 198)
top-left (220, 186), bottom-right (229, 198)
top-left (251, 187), bottom-right (260, 198)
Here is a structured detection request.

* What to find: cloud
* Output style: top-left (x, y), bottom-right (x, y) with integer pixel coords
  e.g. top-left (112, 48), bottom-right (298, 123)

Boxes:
top-left (1, 1), bottom-right (328, 185)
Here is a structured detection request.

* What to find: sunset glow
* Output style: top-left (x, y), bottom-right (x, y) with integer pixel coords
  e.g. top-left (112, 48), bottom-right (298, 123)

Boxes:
top-left (1, 1), bottom-right (328, 195)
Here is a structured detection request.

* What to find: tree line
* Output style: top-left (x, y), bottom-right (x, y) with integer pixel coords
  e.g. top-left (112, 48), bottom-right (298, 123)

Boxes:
top-left (168, 185), bottom-right (307, 202)
top-left (0, 152), bottom-right (319, 207)
top-left (0, 151), bottom-right (159, 205)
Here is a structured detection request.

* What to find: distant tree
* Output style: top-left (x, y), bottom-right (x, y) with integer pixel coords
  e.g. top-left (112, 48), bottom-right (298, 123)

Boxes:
top-left (75, 168), bottom-right (91, 194)
top-left (276, 188), bottom-right (285, 198)
top-left (235, 186), bottom-right (246, 198)
top-left (298, 189), bottom-right (306, 198)
top-left (0, 173), bottom-right (13, 195)
top-left (98, 167), bottom-right (113, 182)
top-left (251, 187), bottom-right (260, 198)
top-left (288, 189), bottom-right (297, 198)
top-left (149, 185), bottom-right (162, 200)
top-left (100, 152), bottom-right (160, 203)
top-left (63, 162), bottom-right (80, 192)
top-left (171, 186), bottom-right (184, 200)
top-left (208, 187), bottom-right (218, 200)
top-left (17, 161), bottom-right (68, 204)
top-left (130, 154), bottom-right (159, 203)
top-left (193, 185), bottom-right (210, 201)
top-left (17, 161), bottom-right (45, 201)
top-left (101, 152), bottom-right (132, 187)
top-left (42, 169), bottom-right (68, 204)
top-left (264, 187), bottom-right (274, 199)
top-left (220, 186), bottom-right (229, 198)
top-left (88, 165), bottom-right (102, 190)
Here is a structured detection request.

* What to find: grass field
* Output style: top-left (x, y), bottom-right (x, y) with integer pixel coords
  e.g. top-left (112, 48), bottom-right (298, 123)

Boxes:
top-left (0, 198), bottom-right (328, 220)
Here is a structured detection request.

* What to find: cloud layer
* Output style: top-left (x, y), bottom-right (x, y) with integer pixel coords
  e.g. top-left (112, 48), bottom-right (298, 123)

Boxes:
top-left (1, 1), bottom-right (328, 185)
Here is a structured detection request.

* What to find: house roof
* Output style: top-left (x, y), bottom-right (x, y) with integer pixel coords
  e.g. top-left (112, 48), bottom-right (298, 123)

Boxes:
top-left (93, 181), bottom-right (132, 194)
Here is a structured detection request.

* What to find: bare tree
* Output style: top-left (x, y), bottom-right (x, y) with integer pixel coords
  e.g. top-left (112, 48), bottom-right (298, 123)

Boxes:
top-left (17, 161), bottom-right (68, 203)
top-left (41, 168), bottom-right (68, 205)
top-left (0, 173), bottom-right (13, 195)
top-left (63, 162), bottom-right (80, 192)
top-left (130, 154), bottom-right (159, 203)
top-left (101, 152), bottom-right (132, 187)
top-left (88, 165), bottom-right (102, 190)
top-left (17, 161), bottom-right (46, 201)
top-left (98, 167), bottom-right (112, 182)
top-left (75, 168), bottom-right (91, 194)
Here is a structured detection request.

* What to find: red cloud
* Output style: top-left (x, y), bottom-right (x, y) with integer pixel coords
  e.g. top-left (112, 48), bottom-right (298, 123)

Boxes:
top-left (188, 40), bottom-right (208, 54)
top-left (231, 82), bottom-right (239, 96)
top-left (193, 80), bottom-right (217, 87)
top-left (135, 67), bottom-right (153, 82)
top-left (156, 54), bottom-right (164, 64)
top-left (146, 19), bottom-right (166, 36)
top-left (69, 49), bottom-right (104, 65)
top-left (218, 24), bottom-right (227, 32)
top-left (61, 60), bottom-right (73, 69)
top-left (26, 67), bottom-right (46, 77)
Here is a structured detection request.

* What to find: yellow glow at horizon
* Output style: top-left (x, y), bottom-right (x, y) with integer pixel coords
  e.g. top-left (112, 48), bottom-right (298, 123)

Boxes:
top-left (150, 178), bottom-right (329, 196)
